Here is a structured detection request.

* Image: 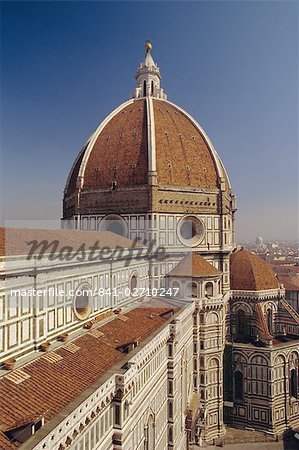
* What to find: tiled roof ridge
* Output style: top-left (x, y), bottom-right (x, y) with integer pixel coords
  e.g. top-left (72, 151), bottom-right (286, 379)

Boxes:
top-left (0, 304), bottom-right (178, 447)
top-left (168, 252), bottom-right (221, 277)
top-left (280, 299), bottom-right (299, 325)
top-left (230, 247), bottom-right (279, 291)
top-left (256, 304), bottom-right (273, 342)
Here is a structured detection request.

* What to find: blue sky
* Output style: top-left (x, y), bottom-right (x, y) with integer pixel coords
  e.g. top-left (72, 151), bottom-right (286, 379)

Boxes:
top-left (1, 1), bottom-right (298, 241)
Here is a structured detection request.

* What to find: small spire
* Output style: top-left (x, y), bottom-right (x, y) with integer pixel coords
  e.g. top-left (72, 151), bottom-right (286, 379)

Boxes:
top-left (132, 41), bottom-right (167, 100)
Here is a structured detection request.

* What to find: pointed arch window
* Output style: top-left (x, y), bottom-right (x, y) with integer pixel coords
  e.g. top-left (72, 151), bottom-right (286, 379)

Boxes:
top-left (290, 369), bottom-right (298, 399)
top-left (205, 282), bottom-right (213, 297)
top-left (236, 310), bottom-right (246, 338)
top-left (143, 80), bottom-right (147, 97)
top-left (151, 80), bottom-right (154, 95)
top-left (266, 308), bottom-right (273, 334)
top-left (192, 282), bottom-right (198, 298)
top-left (234, 371), bottom-right (244, 401)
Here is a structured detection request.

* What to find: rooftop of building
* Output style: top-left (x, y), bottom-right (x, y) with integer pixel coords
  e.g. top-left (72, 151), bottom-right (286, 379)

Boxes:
top-left (0, 301), bottom-right (179, 448)
top-left (0, 227), bottom-right (143, 258)
top-left (277, 274), bottom-right (299, 292)
top-left (230, 247), bottom-right (280, 291)
top-left (229, 333), bottom-right (299, 349)
top-left (167, 252), bottom-right (221, 278)
top-left (272, 264), bottom-right (299, 275)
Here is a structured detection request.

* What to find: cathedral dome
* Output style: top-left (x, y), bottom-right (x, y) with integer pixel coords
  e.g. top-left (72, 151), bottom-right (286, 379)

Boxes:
top-left (65, 98), bottom-right (229, 195)
top-left (64, 42), bottom-right (231, 207)
top-left (230, 248), bottom-right (279, 291)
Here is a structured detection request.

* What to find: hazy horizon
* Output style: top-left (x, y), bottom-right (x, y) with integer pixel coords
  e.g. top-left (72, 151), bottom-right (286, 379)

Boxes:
top-left (1, 1), bottom-right (298, 241)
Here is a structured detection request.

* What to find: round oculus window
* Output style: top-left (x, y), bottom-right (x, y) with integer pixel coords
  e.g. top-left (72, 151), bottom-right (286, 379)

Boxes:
top-left (178, 216), bottom-right (205, 247)
top-left (99, 215), bottom-right (127, 237)
top-left (74, 289), bottom-right (91, 321)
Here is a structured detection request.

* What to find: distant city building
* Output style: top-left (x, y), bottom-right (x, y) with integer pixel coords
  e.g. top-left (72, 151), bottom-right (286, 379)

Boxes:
top-left (255, 236), bottom-right (263, 245)
top-left (0, 42), bottom-right (298, 449)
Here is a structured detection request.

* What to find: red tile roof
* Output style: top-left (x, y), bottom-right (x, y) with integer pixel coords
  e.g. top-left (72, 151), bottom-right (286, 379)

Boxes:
top-left (0, 305), bottom-right (176, 447)
top-left (278, 274), bottom-right (299, 292)
top-left (230, 248), bottom-right (279, 291)
top-left (83, 101), bottom-right (148, 189)
top-left (153, 100), bottom-right (218, 188)
top-left (66, 98), bottom-right (223, 195)
top-left (167, 252), bottom-right (221, 277)
top-left (0, 431), bottom-right (16, 449)
top-left (273, 265), bottom-right (299, 274)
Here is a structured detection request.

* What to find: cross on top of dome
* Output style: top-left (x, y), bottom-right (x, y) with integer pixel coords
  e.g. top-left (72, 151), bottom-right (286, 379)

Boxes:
top-left (132, 41), bottom-right (167, 99)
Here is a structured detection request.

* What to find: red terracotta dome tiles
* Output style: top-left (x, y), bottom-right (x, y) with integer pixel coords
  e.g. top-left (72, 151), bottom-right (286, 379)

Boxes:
top-left (83, 101), bottom-right (148, 189)
top-left (153, 100), bottom-right (218, 188)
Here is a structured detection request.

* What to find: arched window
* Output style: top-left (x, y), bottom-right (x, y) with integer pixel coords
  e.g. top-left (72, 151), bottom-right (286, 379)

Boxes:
top-left (147, 415), bottom-right (155, 450)
top-left (207, 312), bottom-right (218, 324)
top-left (192, 282), bottom-right (198, 298)
top-left (186, 282), bottom-right (193, 298)
top-left (168, 402), bottom-right (173, 419)
top-left (151, 80), bottom-right (154, 95)
top-left (143, 80), bottom-right (147, 97)
top-left (266, 308), bottom-right (273, 334)
top-left (290, 369), bottom-right (298, 398)
top-left (234, 371), bottom-right (244, 401)
top-left (172, 280), bottom-right (180, 297)
top-left (206, 282), bottom-right (213, 297)
top-left (236, 310), bottom-right (246, 338)
top-left (130, 274), bottom-right (138, 291)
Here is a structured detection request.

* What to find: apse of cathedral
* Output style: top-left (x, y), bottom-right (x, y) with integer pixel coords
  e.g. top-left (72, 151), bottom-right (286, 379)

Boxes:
top-left (0, 41), bottom-right (298, 450)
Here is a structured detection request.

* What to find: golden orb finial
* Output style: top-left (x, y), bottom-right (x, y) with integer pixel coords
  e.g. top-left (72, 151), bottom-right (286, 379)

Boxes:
top-left (145, 40), bottom-right (152, 52)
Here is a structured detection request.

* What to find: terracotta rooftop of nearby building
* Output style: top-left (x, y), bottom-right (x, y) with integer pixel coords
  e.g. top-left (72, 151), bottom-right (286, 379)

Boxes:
top-left (230, 248), bottom-right (280, 291)
top-left (278, 274), bottom-right (299, 292)
top-left (272, 264), bottom-right (299, 275)
top-left (0, 304), bottom-right (177, 448)
top-left (0, 431), bottom-right (16, 450)
top-left (167, 252), bottom-right (221, 278)
top-left (0, 227), bottom-right (143, 258)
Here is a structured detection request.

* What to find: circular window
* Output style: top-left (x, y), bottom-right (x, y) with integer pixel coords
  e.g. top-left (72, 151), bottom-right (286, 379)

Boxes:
top-left (99, 215), bottom-right (127, 237)
top-left (74, 288), bottom-right (91, 321)
top-left (177, 216), bottom-right (205, 247)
